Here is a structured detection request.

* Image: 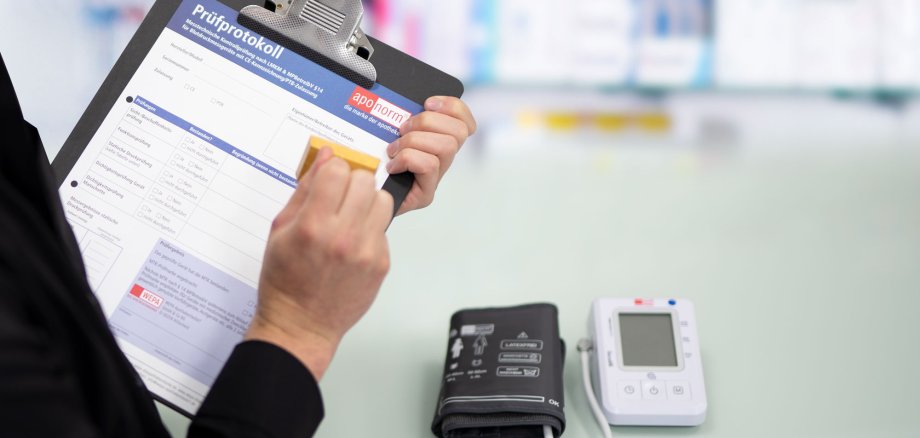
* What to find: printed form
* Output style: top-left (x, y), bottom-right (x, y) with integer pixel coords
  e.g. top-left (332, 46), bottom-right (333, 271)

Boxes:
top-left (59, 0), bottom-right (421, 414)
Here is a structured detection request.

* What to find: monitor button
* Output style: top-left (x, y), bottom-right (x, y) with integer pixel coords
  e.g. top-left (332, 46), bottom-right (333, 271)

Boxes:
top-left (642, 380), bottom-right (666, 400)
top-left (667, 381), bottom-right (692, 401)
top-left (618, 381), bottom-right (642, 400)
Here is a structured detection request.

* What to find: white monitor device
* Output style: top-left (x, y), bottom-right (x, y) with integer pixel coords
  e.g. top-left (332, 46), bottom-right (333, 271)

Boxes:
top-left (588, 298), bottom-right (707, 426)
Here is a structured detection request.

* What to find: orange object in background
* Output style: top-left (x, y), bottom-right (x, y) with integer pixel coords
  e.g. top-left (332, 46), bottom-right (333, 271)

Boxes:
top-left (635, 113), bottom-right (671, 132)
top-left (593, 113), bottom-right (630, 132)
top-left (545, 112), bottom-right (581, 132)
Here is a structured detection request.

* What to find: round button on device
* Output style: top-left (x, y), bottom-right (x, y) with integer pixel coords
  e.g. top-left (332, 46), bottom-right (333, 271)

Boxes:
top-left (642, 381), bottom-right (666, 400)
top-left (618, 381), bottom-right (642, 400)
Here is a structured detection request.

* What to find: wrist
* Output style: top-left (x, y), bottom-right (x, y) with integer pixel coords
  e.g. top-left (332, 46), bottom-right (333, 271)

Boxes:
top-left (244, 313), bottom-right (341, 381)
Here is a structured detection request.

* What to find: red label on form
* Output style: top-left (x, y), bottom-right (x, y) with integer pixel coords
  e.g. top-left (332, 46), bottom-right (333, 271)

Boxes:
top-left (129, 284), bottom-right (163, 309)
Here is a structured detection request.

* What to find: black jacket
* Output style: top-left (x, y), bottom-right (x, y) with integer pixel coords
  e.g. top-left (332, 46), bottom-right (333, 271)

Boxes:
top-left (0, 53), bottom-right (324, 437)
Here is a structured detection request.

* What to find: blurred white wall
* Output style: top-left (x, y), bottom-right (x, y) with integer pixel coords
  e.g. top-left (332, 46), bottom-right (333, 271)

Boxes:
top-left (0, 0), bottom-right (152, 156)
top-left (3, 0), bottom-right (920, 157)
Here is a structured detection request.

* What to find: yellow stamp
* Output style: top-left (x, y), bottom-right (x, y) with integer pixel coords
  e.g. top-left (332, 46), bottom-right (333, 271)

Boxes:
top-left (296, 136), bottom-right (381, 180)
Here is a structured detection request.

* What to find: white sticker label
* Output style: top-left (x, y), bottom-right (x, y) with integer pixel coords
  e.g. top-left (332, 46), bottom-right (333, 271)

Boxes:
top-left (460, 324), bottom-right (495, 336)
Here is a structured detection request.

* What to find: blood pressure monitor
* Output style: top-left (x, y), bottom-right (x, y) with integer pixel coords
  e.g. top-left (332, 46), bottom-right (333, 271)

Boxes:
top-left (587, 298), bottom-right (707, 426)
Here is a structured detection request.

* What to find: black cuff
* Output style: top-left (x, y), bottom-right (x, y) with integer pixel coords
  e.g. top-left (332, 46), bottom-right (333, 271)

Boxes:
top-left (190, 340), bottom-right (324, 438)
top-left (431, 304), bottom-right (566, 438)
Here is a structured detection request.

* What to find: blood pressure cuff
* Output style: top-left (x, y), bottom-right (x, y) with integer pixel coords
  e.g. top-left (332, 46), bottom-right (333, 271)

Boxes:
top-left (431, 304), bottom-right (566, 437)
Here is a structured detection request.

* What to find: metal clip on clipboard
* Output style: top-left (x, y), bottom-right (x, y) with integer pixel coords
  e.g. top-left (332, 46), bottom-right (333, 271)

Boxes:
top-left (238, 0), bottom-right (377, 88)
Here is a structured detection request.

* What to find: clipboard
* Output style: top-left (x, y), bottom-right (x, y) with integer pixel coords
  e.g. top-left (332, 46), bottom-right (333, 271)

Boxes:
top-left (54, 0), bottom-right (463, 206)
top-left (50, 0), bottom-right (462, 417)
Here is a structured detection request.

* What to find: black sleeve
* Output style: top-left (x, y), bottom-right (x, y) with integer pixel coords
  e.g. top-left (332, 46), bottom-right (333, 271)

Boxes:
top-left (0, 58), bottom-right (105, 437)
top-left (189, 341), bottom-right (325, 438)
top-left (0, 279), bottom-right (99, 438)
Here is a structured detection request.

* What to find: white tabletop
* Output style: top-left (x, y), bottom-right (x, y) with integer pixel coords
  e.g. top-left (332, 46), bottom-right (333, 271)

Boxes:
top-left (157, 139), bottom-right (920, 437)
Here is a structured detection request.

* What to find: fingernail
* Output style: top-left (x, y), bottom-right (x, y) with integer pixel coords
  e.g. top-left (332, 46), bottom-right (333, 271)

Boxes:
top-left (385, 160), bottom-right (395, 173)
top-left (311, 147), bottom-right (334, 171)
top-left (400, 118), bottom-right (412, 133)
top-left (426, 97), bottom-right (443, 111)
top-left (386, 140), bottom-right (399, 157)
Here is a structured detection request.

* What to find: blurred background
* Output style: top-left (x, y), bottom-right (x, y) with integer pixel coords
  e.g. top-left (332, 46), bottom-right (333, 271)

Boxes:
top-left (2, 1), bottom-right (919, 437)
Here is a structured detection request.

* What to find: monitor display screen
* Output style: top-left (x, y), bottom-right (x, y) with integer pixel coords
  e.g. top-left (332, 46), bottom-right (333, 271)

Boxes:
top-left (619, 313), bottom-right (679, 367)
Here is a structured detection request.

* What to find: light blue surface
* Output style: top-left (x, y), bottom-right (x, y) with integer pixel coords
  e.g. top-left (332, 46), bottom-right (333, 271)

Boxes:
top-left (159, 141), bottom-right (920, 437)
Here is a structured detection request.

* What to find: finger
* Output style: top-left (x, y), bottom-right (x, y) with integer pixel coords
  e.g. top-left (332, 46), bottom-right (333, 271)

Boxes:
top-left (386, 131), bottom-right (458, 175)
top-left (398, 111), bottom-right (470, 149)
top-left (424, 96), bottom-right (477, 136)
top-left (386, 147), bottom-right (441, 178)
top-left (338, 170), bottom-right (377, 224)
top-left (301, 157), bottom-right (351, 222)
top-left (385, 148), bottom-right (440, 210)
top-left (367, 189), bottom-right (395, 234)
top-left (288, 146), bottom-right (335, 215)
top-left (274, 147), bottom-right (334, 229)
top-left (300, 146), bottom-right (335, 185)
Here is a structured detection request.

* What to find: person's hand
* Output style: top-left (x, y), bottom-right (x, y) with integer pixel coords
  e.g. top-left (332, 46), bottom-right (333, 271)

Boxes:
top-left (386, 96), bottom-right (477, 215)
top-left (245, 147), bottom-right (394, 380)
